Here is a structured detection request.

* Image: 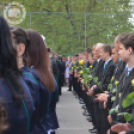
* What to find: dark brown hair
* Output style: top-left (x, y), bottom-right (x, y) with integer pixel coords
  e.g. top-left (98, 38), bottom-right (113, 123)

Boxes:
top-left (102, 45), bottom-right (112, 56)
top-left (114, 33), bottom-right (127, 44)
top-left (86, 47), bottom-right (92, 54)
top-left (11, 27), bottom-right (29, 65)
top-left (120, 33), bottom-right (134, 51)
top-left (25, 29), bottom-right (55, 92)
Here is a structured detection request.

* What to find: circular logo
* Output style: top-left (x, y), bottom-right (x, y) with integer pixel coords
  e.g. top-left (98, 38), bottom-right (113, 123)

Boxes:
top-left (3, 2), bottom-right (26, 25)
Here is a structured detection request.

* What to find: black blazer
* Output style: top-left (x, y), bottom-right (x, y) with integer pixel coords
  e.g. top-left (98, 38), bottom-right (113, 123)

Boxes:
top-left (94, 59), bottom-right (116, 94)
top-left (115, 68), bottom-right (134, 123)
top-left (50, 57), bottom-right (58, 79)
top-left (114, 61), bottom-right (126, 81)
top-left (92, 60), bottom-right (98, 69)
top-left (106, 61), bottom-right (126, 109)
top-left (90, 59), bottom-right (105, 87)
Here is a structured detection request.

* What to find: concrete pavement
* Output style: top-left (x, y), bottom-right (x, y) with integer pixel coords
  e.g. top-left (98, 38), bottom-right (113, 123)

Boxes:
top-left (56, 87), bottom-right (92, 134)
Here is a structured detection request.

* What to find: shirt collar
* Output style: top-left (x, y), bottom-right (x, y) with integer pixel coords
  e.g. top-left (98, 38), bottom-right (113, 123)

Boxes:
top-left (98, 59), bottom-right (100, 62)
top-left (105, 58), bottom-right (112, 65)
top-left (128, 65), bottom-right (134, 73)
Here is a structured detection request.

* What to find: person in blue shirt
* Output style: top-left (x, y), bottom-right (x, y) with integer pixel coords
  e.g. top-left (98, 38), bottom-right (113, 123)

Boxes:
top-left (0, 16), bottom-right (34, 134)
top-left (25, 29), bottom-right (58, 134)
top-left (11, 27), bottom-right (51, 134)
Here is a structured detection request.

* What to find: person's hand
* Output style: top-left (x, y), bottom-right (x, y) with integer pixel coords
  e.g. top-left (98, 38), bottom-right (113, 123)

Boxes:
top-left (87, 88), bottom-right (94, 96)
top-left (95, 93), bottom-right (109, 102)
top-left (82, 85), bottom-right (86, 91)
top-left (104, 102), bottom-right (106, 109)
top-left (119, 131), bottom-right (126, 134)
top-left (107, 115), bottom-right (113, 124)
top-left (78, 78), bottom-right (82, 82)
top-left (107, 129), bottom-right (110, 134)
top-left (92, 85), bottom-right (97, 89)
top-left (105, 91), bottom-right (109, 94)
top-left (77, 73), bottom-right (81, 78)
top-left (111, 123), bottom-right (131, 133)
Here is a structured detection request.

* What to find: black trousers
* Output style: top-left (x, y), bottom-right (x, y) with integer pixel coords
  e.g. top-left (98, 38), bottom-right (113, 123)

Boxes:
top-left (98, 108), bottom-right (110, 134)
top-left (58, 79), bottom-right (62, 95)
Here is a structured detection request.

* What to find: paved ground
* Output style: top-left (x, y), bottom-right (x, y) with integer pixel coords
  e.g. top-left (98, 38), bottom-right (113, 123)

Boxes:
top-left (56, 87), bottom-right (93, 134)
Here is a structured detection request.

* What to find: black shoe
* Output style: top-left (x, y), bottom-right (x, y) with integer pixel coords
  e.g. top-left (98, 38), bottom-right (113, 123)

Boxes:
top-left (88, 118), bottom-right (92, 122)
top-left (86, 117), bottom-right (92, 121)
top-left (81, 105), bottom-right (86, 109)
top-left (89, 126), bottom-right (96, 131)
top-left (75, 94), bottom-right (79, 98)
top-left (89, 128), bottom-right (97, 133)
top-left (67, 89), bottom-right (72, 91)
top-left (83, 110), bottom-right (91, 116)
top-left (79, 99), bottom-right (85, 104)
top-left (50, 132), bottom-right (55, 134)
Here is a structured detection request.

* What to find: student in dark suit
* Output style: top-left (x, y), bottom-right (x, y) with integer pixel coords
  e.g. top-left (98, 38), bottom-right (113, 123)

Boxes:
top-left (96, 46), bottom-right (126, 110)
top-left (87, 43), bottom-right (105, 133)
top-left (108, 33), bottom-right (134, 134)
top-left (56, 56), bottom-right (63, 95)
top-left (50, 56), bottom-right (58, 80)
top-left (88, 45), bottom-right (116, 134)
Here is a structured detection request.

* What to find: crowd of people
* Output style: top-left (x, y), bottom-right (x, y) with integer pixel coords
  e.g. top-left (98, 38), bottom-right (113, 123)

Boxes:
top-left (68, 34), bottom-right (134, 134)
top-left (0, 16), bottom-right (65, 134)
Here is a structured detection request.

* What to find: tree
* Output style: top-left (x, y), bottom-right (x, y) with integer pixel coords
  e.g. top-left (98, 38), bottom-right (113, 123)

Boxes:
top-left (0, 0), bottom-right (133, 54)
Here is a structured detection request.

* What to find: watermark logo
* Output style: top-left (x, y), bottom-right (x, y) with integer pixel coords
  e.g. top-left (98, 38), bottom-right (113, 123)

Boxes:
top-left (3, 2), bottom-right (26, 25)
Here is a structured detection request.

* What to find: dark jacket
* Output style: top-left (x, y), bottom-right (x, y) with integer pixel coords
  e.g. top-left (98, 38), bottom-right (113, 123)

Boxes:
top-left (116, 68), bottom-right (134, 123)
top-left (22, 66), bottom-right (49, 134)
top-left (94, 59), bottom-right (116, 94)
top-left (90, 59), bottom-right (105, 87)
top-left (106, 61), bottom-right (126, 109)
top-left (46, 78), bottom-right (59, 130)
top-left (50, 57), bottom-right (58, 79)
top-left (1, 77), bottom-right (34, 134)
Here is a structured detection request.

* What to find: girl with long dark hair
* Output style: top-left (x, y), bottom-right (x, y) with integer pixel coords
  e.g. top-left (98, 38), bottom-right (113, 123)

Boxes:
top-left (25, 29), bottom-right (59, 134)
top-left (0, 16), bottom-right (34, 134)
top-left (11, 27), bottom-right (50, 134)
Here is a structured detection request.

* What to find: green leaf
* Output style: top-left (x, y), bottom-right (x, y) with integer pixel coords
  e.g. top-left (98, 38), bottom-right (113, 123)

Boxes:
top-left (118, 112), bottom-right (133, 122)
top-left (112, 88), bottom-right (117, 94)
top-left (124, 113), bottom-right (133, 122)
top-left (115, 105), bottom-right (119, 113)
top-left (88, 75), bottom-right (92, 79)
top-left (94, 77), bottom-right (98, 83)
top-left (122, 92), bottom-right (134, 108)
top-left (111, 96), bottom-right (116, 102)
top-left (109, 109), bottom-right (114, 115)
top-left (109, 105), bottom-right (119, 115)
top-left (127, 92), bottom-right (134, 99)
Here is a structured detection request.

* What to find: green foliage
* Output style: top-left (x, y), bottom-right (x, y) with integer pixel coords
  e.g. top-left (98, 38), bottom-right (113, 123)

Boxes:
top-left (118, 112), bottom-right (133, 122)
top-left (94, 77), bottom-right (98, 83)
top-left (112, 88), bottom-right (117, 94)
top-left (111, 96), bottom-right (116, 102)
top-left (109, 105), bottom-right (119, 115)
top-left (122, 92), bottom-right (134, 108)
top-left (1, 0), bottom-right (133, 54)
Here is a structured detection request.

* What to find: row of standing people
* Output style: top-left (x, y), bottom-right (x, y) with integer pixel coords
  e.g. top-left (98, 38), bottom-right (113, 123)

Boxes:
top-left (70, 34), bottom-right (134, 134)
top-left (0, 16), bottom-right (59, 134)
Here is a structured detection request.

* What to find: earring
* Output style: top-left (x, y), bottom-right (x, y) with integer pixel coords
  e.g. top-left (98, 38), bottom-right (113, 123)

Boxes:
top-left (19, 57), bottom-right (22, 64)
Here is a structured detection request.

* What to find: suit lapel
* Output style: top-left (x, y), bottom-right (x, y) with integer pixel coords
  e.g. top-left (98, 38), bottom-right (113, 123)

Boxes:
top-left (101, 60), bottom-right (113, 81)
top-left (121, 69), bottom-right (134, 92)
